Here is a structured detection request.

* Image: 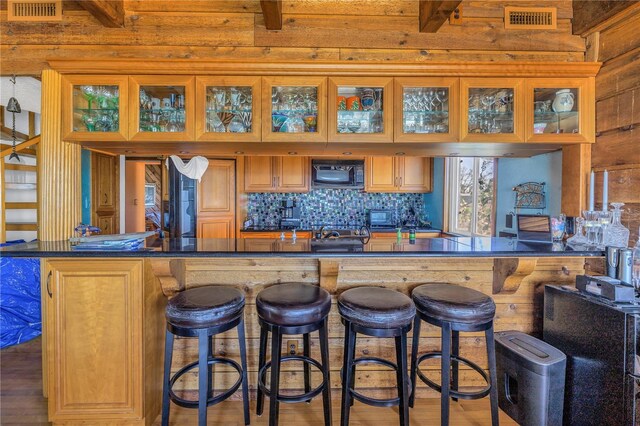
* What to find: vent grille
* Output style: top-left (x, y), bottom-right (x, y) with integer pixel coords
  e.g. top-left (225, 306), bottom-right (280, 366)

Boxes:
top-left (504, 7), bottom-right (556, 30)
top-left (7, 0), bottom-right (62, 22)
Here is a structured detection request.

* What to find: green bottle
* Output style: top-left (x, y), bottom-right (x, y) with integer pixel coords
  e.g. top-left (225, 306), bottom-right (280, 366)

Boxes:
top-left (396, 227), bottom-right (402, 242)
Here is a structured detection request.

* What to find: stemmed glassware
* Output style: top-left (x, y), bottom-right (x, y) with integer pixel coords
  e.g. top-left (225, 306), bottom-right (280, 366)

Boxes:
top-left (566, 216), bottom-right (588, 246)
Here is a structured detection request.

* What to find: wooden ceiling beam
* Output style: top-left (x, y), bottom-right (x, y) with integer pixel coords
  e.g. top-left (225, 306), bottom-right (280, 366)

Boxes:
top-left (419, 0), bottom-right (462, 33)
top-left (572, 1), bottom-right (637, 35)
top-left (78, 0), bottom-right (124, 28)
top-left (260, 0), bottom-right (282, 30)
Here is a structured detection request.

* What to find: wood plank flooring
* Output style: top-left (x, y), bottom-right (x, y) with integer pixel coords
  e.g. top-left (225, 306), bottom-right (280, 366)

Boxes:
top-left (1, 338), bottom-right (517, 425)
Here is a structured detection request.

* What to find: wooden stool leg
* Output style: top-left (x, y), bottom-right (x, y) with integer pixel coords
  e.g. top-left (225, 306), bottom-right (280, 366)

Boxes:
top-left (198, 330), bottom-right (209, 426)
top-left (269, 327), bottom-right (283, 426)
top-left (485, 324), bottom-right (500, 426)
top-left (319, 318), bottom-right (333, 426)
top-left (451, 330), bottom-right (459, 403)
top-left (256, 326), bottom-right (268, 416)
top-left (237, 315), bottom-right (251, 426)
top-left (440, 322), bottom-right (452, 426)
top-left (409, 315), bottom-right (421, 408)
top-left (340, 322), bottom-right (355, 426)
top-left (396, 331), bottom-right (410, 426)
top-left (161, 330), bottom-right (174, 426)
top-left (303, 333), bottom-right (311, 402)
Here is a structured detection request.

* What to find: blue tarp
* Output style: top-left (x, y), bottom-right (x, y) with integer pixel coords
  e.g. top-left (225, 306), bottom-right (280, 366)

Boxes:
top-left (0, 241), bottom-right (41, 349)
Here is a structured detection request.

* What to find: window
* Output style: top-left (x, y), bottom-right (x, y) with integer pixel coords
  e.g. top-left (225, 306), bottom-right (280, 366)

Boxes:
top-left (447, 157), bottom-right (495, 236)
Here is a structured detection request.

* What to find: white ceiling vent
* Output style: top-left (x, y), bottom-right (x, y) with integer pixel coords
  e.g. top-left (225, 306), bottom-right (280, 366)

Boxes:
top-left (7, 0), bottom-right (62, 22)
top-left (504, 7), bottom-right (557, 30)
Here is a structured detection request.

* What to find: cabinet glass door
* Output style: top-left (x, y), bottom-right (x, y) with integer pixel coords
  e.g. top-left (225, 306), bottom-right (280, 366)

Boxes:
top-left (461, 78), bottom-right (524, 142)
top-left (329, 77), bottom-right (393, 143)
top-left (526, 79), bottom-right (593, 143)
top-left (62, 75), bottom-right (128, 141)
top-left (129, 76), bottom-right (194, 141)
top-left (196, 77), bottom-right (261, 141)
top-left (394, 77), bottom-right (458, 142)
top-left (262, 77), bottom-right (327, 142)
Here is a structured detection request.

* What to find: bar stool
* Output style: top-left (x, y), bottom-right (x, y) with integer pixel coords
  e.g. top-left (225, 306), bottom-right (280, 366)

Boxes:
top-left (161, 286), bottom-right (250, 426)
top-left (256, 282), bottom-right (332, 426)
top-left (409, 283), bottom-right (499, 426)
top-left (338, 287), bottom-right (416, 426)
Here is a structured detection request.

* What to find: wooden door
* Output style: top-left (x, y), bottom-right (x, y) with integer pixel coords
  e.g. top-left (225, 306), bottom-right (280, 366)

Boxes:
top-left (197, 159), bottom-right (235, 238)
top-left (244, 156), bottom-right (276, 192)
top-left (365, 156), bottom-right (397, 192)
top-left (398, 157), bottom-right (433, 193)
top-left (46, 260), bottom-right (143, 422)
top-left (276, 156), bottom-right (309, 192)
top-left (92, 152), bottom-right (119, 234)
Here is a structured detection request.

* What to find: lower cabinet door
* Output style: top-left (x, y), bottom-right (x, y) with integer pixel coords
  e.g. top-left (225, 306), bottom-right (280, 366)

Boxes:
top-left (46, 260), bottom-right (143, 422)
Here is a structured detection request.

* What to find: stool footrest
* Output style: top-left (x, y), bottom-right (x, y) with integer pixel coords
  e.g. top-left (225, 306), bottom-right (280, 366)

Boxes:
top-left (169, 357), bottom-right (243, 409)
top-left (258, 355), bottom-right (327, 403)
top-left (344, 356), bottom-right (412, 408)
top-left (416, 352), bottom-right (491, 400)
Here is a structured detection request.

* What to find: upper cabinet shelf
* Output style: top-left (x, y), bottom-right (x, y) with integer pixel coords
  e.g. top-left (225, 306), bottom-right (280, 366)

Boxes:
top-left (128, 76), bottom-right (195, 141)
top-left (62, 75), bottom-right (129, 142)
top-left (60, 68), bottom-right (596, 145)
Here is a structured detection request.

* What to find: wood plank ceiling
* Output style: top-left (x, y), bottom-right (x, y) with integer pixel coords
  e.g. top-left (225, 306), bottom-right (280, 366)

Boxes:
top-left (1, 0), bottom-right (584, 76)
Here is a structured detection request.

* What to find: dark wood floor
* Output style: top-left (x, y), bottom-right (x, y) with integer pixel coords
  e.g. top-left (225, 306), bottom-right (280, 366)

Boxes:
top-left (1, 338), bottom-right (516, 425)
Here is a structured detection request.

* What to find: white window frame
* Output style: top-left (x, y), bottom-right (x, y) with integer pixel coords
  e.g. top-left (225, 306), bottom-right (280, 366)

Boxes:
top-left (446, 157), bottom-right (495, 237)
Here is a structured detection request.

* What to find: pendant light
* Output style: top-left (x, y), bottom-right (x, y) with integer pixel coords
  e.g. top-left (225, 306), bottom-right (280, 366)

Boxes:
top-left (7, 75), bottom-right (22, 162)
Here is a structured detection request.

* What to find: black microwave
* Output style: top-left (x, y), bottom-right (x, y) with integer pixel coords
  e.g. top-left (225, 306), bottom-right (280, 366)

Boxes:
top-left (311, 160), bottom-right (365, 189)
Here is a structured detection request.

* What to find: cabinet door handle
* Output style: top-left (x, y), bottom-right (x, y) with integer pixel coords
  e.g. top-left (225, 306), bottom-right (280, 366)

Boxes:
top-left (46, 270), bottom-right (52, 298)
top-left (394, 176), bottom-right (399, 187)
top-left (103, 193), bottom-right (108, 204)
top-left (399, 177), bottom-right (402, 187)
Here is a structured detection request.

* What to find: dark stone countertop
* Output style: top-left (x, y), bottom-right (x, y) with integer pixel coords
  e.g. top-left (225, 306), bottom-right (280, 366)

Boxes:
top-left (0, 237), bottom-right (604, 258)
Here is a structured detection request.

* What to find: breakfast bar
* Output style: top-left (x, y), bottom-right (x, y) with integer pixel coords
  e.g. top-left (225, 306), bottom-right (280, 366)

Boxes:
top-left (1, 237), bottom-right (599, 424)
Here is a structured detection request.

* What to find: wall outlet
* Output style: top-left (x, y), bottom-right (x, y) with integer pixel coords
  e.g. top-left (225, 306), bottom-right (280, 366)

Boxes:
top-left (287, 340), bottom-right (298, 355)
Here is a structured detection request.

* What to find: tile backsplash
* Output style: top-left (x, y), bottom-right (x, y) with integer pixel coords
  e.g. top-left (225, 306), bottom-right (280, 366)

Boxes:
top-left (246, 189), bottom-right (424, 229)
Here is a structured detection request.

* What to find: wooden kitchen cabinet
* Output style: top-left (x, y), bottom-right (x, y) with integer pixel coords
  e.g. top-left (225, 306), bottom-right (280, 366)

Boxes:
top-left (244, 156), bottom-right (309, 193)
top-left (525, 78), bottom-right (595, 144)
top-left (365, 156), bottom-right (432, 193)
top-left (43, 259), bottom-right (164, 424)
top-left (128, 75), bottom-right (195, 141)
top-left (328, 76), bottom-right (394, 143)
top-left (195, 76), bottom-right (261, 142)
top-left (62, 75), bottom-right (129, 141)
top-left (240, 231), bottom-right (312, 239)
top-left (91, 152), bottom-right (119, 234)
top-left (460, 78), bottom-right (525, 143)
top-left (197, 159), bottom-right (236, 238)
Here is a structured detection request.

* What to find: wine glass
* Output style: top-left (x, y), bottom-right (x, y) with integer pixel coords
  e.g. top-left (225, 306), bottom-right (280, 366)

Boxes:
top-left (567, 217), bottom-right (588, 246)
top-left (435, 88), bottom-right (448, 112)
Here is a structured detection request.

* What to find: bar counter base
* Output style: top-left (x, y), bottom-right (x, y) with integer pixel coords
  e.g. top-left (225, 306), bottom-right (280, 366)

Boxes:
top-left (40, 255), bottom-right (586, 424)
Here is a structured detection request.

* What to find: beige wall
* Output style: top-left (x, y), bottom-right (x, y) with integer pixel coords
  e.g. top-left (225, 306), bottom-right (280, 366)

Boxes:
top-left (124, 161), bottom-right (145, 233)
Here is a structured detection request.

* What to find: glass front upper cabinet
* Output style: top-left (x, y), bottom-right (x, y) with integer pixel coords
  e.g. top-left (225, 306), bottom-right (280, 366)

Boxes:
top-left (128, 76), bottom-right (194, 141)
top-left (262, 77), bottom-right (327, 142)
top-left (460, 78), bottom-right (524, 143)
top-left (196, 77), bottom-right (261, 142)
top-left (394, 77), bottom-right (458, 142)
top-left (329, 77), bottom-right (393, 143)
top-left (525, 79), bottom-right (593, 143)
top-left (62, 75), bottom-right (128, 141)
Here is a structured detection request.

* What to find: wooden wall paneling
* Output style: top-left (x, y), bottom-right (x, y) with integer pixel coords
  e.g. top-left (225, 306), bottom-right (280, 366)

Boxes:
top-left (124, 0), bottom-right (262, 13)
top-left (595, 47), bottom-right (640, 101)
top-left (572, 0), bottom-right (639, 35)
top-left (39, 70), bottom-right (82, 241)
top-left (254, 15), bottom-right (584, 52)
top-left (591, 127), bottom-right (640, 168)
top-left (598, 8), bottom-right (640, 62)
top-left (337, 49), bottom-right (585, 63)
top-left (281, 0), bottom-right (419, 16)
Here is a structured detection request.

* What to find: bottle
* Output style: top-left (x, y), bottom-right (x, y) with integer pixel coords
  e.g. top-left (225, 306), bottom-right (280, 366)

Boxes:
top-left (632, 227), bottom-right (640, 292)
top-left (605, 203), bottom-right (630, 248)
top-left (396, 227), bottom-right (402, 243)
top-left (409, 229), bottom-right (416, 244)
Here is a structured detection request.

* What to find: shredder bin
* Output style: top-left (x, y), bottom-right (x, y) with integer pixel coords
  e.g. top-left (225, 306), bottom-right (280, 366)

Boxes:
top-left (495, 330), bottom-right (566, 426)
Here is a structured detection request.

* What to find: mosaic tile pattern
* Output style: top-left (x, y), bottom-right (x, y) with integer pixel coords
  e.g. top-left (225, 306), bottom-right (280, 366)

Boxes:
top-left (246, 189), bottom-right (424, 228)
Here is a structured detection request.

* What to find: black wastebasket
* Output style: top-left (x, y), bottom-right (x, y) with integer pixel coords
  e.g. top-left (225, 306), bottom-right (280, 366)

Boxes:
top-left (495, 330), bottom-right (566, 426)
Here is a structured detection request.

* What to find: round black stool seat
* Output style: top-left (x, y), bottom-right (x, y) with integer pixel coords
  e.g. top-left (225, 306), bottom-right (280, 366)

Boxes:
top-left (166, 286), bottom-right (245, 329)
top-left (412, 283), bottom-right (495, 325)
top-left (257, 282), bottom-right (331, 327)
top-left (338, 287), bottom-right (416, 329)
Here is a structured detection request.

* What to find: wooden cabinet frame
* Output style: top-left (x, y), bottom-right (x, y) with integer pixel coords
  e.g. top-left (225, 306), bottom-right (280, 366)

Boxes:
top-left (365, 156), bottom-right (432, 193)
top-left (195, 76), bottom-right (261, 142)
top-left (460, 78), bottom-right (526, 143)
top-left (128, 75), bottom-right (195, 141)
top-left (525, 78), bottom-right (595, 144)
top-left (328, 76), bottom-right (394, 143)
top-left (394, 77), bottom-right (459, 143)
top-left (244, 156), bottom-right (309, 193)
top-left (62, 75), bottom-right (129, 141)
top-left (261, 76), bottom-right (327, 142)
